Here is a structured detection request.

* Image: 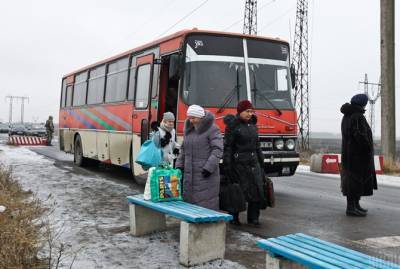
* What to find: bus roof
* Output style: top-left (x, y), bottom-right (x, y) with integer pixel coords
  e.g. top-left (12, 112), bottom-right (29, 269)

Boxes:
top-left (63, 29), bottom-right (289, 79)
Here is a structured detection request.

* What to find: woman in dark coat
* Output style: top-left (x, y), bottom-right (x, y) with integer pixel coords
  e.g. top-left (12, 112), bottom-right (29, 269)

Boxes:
top-left (175, 105), bottom-right (223, 210)
top-left (340, 93), bottom-right (377, 217)
top-left (223, 100), bottom-right (267, 226)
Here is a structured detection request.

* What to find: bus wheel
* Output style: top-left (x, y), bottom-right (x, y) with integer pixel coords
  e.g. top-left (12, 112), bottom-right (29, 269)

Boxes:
top-left (74, 135), bottom-right (87, 167)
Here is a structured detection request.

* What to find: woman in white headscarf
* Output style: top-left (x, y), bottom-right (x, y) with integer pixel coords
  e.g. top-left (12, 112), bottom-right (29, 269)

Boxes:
top-left (176, 105), bottom-right (223, 210)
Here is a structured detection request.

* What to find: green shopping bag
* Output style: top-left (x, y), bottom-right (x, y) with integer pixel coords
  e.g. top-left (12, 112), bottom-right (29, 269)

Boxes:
top-left (150, 165), bottom-right (182, 202)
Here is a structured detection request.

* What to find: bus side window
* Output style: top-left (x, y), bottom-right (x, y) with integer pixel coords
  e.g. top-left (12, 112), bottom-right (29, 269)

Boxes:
top-left (135, 64), bottom-right (151, 108)
top-left (66, 85), bottom-right (73, 107)
top-left (61, 79), bottom-right (67, 107)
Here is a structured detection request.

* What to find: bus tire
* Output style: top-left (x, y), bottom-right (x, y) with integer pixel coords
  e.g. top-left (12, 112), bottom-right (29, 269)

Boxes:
top-left (74, 135), bottom-right (88, 167)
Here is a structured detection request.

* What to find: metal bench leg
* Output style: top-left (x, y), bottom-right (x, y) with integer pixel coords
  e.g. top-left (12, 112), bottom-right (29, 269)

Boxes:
top-left (129, 204), bottom-right (166, 236)
top-left (179, 221), bottom-right (226, 267)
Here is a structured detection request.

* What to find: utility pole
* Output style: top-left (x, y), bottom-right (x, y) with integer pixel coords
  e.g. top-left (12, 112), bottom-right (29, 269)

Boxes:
top-left (5, 96), bottom-right (14, 124)
top-left (359, 74), bottom-right (381, 138)
top-left (243, 0), bottom-right (257, 35)
top-left (292, 0), bottom-right (310, 151)
top-left (20, 96), bottom-right (29, 123)
top-left (380, 0), bottom-right (396, 163)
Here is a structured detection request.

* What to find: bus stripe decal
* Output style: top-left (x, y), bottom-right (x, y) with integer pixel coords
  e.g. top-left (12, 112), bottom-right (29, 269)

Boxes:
top-left (68, 110), bottom-right (97, 129)
top-left (74, 109), bottom-right (104, 130)
top-left (94, 107), bottom-right (131, 131)
top-left (80, 109), bottom-right (115, 130)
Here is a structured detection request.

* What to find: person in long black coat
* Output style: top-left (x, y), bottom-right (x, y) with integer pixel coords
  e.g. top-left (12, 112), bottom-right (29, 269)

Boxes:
top-left (340, 93), bottom-right (378, 217)
top-left (223, 100), bottom-right (267, 226)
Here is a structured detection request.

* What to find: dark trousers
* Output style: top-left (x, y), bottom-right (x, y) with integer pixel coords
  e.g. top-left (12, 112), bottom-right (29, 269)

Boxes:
top-left (231, 202), bottom-right (260, 222)
top-left (247, 202), bottom-right (260, 221)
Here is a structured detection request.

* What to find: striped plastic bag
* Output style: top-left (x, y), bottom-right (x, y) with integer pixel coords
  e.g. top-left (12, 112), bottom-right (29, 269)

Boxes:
top-left (150, 165), bottom-right (182, 202)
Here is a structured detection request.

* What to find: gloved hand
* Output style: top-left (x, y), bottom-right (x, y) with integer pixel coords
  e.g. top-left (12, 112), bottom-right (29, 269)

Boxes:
top-left (173, 148), bottom-right (180, 155)
top-left (202, 169), bottom-right (211, 178)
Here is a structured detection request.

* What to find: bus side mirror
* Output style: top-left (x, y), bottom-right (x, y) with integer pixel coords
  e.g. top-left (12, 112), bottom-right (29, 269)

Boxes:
top-left (169, 54), bottom-right (181, 80)
top-left (290, 65), bottom-right (296, 89)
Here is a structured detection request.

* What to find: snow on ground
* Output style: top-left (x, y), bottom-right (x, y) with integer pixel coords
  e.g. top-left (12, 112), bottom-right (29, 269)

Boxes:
top-left (297, 165), bottom-right (400, 188)
top-left (0, 144), bottom-right (247, 269)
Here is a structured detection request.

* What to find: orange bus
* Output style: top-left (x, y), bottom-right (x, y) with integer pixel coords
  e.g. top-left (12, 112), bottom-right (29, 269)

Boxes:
top-left (59, 29), bottom-right (299, 179)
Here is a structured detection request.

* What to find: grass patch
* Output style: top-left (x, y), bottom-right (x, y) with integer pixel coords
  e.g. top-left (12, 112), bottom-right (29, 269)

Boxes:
top-left (0, 165), bottom-right (46, 268)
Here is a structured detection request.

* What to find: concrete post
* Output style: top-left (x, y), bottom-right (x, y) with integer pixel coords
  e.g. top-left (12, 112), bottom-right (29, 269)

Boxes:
top-left (179, 221), bottom-right (226, 267)
top-left (129, 204), bottom-right (166, 236)
top-left (380, 0), bottom-right (396, 163)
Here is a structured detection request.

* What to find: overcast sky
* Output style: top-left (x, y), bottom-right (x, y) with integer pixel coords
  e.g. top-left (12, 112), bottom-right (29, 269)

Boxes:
top-left (0, 0), bottom-right (398, 136)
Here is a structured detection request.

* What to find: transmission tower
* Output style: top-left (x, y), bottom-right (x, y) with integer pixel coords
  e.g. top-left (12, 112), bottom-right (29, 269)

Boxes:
top-left (5, 95), bottom-right (29, 124)
top-left (292, 0), bottom-right (310, 151)
top-left (359, 74), bottom-right (381, 137)
top-left (243, 0), bottom-right (257, 35)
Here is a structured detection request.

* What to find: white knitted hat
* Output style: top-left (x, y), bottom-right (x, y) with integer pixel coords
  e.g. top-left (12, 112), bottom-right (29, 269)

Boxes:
top-left (187, 104), bottom-right (205, 118)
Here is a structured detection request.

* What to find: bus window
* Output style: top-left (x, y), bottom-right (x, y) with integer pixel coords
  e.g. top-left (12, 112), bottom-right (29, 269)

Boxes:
top-left (105, 57), bottom-right (129, 103)
top-left (127, 57), bottom-right (136, 100)
top-left (87, 65), bottom-right (106, 104)
top-left (135, 64), bottom-right (151, 108)
top-left (73, 71), bottom-right (88, 106)
top-left (61, 79), bottom-right (67, 107)
top-left (66, 85), bottom-right (73, 107)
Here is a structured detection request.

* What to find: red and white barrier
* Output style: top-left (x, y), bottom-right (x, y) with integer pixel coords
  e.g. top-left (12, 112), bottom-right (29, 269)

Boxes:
top-left (8, 136), bottom-right (48, 146)
top-left (310, 153), bottom-right (384, 174)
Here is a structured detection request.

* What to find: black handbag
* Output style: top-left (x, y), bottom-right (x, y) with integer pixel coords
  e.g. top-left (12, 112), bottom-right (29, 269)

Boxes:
top-left (263, 177), bottom-right (275, 208)
top-left (219, 182), bottom-right (246, 213)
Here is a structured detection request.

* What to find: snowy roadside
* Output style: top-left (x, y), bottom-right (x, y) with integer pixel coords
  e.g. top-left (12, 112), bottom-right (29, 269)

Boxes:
top-left (296, 165), bottom-right (400, 188)
top-left (0, 144), bottom-right (257, 269)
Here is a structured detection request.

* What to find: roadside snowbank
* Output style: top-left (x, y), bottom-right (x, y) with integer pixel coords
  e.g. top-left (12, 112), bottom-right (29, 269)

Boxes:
top-left (297, 165), bottom-right (400, 188)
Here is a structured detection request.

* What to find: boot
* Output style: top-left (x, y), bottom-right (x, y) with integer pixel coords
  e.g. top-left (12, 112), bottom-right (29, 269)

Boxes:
top-left (230, 213), bottom-right (241, 226)
top-left (355, 198), bottom-right (368, 213)
top-left (346, 198), bottom-right (366, 217)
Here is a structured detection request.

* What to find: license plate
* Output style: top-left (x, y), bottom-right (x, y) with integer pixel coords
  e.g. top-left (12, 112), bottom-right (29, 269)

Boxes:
top-left (282, 167), bottom-right (291, 175)
top-left (260, 141), bottom-right (272, 148)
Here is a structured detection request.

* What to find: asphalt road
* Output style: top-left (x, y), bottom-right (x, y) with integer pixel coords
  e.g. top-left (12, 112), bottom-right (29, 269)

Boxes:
top-left (2, 134), bottom-right (400, 266)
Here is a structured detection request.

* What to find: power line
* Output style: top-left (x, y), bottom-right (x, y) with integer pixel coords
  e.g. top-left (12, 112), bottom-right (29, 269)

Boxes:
top-left (258, 5), bottom-right (296, 33)
top-left (157, 0), bottom-right (209, 38)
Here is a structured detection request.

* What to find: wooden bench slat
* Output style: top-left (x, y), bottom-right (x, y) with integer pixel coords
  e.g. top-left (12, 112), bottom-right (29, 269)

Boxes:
top-left (257, 239), bottom-right (341, 269)
top-left (294, 234), bottom-right (400, 269)
top-left (166, 200), bottom-right (223, 220)
top-left (280, 236), bottom-right (374, 269)
top-left (268, 238), bottom-right (362, 269)
top-left (128, 196), bottom-right (211, 221)
top-left (127, 195), bottom-right (232, 223)
top-left (161, 201), bottom-right (218, 221)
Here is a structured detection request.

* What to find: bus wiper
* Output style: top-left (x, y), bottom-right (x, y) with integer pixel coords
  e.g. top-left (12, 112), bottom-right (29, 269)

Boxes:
top-left (217, 68), bottom-right (241, 114)
top-left (253, 89), bottom-right (282, 115)
top-left (250, 71), bottom-right (282, 115)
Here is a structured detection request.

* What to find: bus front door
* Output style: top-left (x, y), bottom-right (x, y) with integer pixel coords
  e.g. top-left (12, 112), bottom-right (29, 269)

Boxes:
top-left (131, 53), bottom-right (154, 176)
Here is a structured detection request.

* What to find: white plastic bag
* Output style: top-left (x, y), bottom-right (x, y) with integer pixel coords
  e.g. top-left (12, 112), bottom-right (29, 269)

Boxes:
top-left (143, 167), bottom-right (155, 200)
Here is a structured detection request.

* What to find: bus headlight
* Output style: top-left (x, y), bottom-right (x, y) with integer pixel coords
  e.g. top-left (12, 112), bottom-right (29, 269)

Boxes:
top-left (274, 139), bottom-right (284, 150)
top-left (285, 139), bottom-right (295, 150)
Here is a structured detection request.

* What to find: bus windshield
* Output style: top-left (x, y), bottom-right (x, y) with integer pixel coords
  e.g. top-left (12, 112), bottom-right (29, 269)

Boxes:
top-left (182, 34), bottom-right (294, 110)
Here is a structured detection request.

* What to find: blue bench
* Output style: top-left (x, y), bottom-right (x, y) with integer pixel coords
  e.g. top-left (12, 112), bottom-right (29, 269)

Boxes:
top-left (257, 233), bottom-right (400, 269)
top-left (127, 194), bottom-right (232, 267)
